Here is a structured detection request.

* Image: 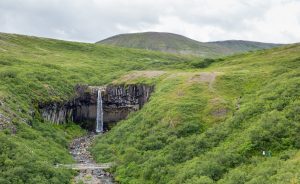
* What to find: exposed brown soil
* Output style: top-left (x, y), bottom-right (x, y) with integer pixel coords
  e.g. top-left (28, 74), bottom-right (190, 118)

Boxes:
top-left (188, 72), bottom-right (217, 89)
top-left (114, 70), bottom-right (165, 83)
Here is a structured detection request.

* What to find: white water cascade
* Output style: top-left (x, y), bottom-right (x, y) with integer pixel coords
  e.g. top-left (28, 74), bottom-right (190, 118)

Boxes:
top-left (96, 89), bottom-right (104, 133)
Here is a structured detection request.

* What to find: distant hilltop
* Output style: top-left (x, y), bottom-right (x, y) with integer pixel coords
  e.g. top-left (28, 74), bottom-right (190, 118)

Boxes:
top-left (97, 32), bottom-right (282, 57)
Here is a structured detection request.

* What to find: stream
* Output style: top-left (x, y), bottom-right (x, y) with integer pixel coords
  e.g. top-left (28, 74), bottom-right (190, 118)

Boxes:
top-left (69, 133), bottom-right (115, 184)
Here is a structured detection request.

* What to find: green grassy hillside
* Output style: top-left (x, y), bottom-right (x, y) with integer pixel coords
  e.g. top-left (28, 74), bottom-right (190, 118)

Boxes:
top-left (0, 32), bottom-right (198, 183)
top-left (91, 44), bottom-right (300, 183)
top-left (97, 32), bottom-right (281, 57)
top-left (0, 32), bottom-right (299, 184)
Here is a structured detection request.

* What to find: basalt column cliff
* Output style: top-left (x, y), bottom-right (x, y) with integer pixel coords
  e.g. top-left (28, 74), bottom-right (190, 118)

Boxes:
top-left (39, 84), bottom-right (154, 130)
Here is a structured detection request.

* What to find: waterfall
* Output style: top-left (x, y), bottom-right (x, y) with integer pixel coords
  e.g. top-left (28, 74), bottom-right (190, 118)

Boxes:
top-left (96, 89), bottom-right (103, 133)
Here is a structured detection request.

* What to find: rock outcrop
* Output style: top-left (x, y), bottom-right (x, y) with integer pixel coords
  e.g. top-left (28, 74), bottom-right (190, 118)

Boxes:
top-left (39, 84), bottom-right (154, 131)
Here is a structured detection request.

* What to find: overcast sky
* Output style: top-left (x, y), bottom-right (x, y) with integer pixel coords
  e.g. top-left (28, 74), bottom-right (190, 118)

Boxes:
top-left (0, 0), bottom-right (300, 43)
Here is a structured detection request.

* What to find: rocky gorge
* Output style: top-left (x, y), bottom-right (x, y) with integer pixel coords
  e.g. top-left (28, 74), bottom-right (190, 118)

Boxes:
top-left (38, 84), bottom-right (154, 131)
top-left (39, 84), bottom-right (154, 183)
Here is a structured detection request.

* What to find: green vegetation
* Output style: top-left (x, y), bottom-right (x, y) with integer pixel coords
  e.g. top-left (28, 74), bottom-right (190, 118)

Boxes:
top-left (0, 32), bottom-right (299, 183)
top-left (97, 32), bottom-right (281, 57)
top-left (0, 122), bottom-right (85, 184)
top-left (0, 33), bottom-right (198, 183)
top-left (91, 44), bottom-right (300, 183)
top-left (0, 33), bottom-right (197, 122)
top-left (191, 58), bottom-right (218, 68)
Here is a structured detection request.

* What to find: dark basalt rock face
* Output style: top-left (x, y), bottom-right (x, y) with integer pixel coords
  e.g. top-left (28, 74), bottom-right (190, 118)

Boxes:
top-left (39, 84), bottom-right (154, 131)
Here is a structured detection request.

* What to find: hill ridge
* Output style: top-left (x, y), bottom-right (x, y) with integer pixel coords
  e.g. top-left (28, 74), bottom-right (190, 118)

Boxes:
top-left (97, 31), bottom-right (282, 57)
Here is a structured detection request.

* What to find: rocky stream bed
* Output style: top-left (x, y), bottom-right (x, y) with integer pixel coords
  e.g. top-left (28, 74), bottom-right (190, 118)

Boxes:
top-left (70, 133), bottom-right (115, 184)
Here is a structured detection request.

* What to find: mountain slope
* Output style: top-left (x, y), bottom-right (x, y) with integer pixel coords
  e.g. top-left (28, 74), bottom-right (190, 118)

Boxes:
top-left (0, 32), bottom-right (299, 184)
top-left (97, 32), bottom-right (281, 57)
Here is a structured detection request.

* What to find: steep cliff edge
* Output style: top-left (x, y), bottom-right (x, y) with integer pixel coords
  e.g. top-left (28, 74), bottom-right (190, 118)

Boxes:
top-left (38, 84), bottom-right (154, 130)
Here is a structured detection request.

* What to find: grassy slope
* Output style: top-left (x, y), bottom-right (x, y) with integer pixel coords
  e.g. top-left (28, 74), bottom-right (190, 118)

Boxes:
top-left (91, 44), bottom-right (300, 184)
top-left (0, 33), bottom-right (196, 122)
top-left (97, 32), bottom-right (280, 57)
top-left (0, 33), bottom-right (198, 184)
top-left (0, 33), bottom-right (299, 183)
top-left (0, 122), bottom-right (85, 184)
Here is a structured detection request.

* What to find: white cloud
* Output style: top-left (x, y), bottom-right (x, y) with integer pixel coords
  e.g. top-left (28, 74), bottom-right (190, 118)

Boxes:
top-left (0, 0), bottom-right (299, 43)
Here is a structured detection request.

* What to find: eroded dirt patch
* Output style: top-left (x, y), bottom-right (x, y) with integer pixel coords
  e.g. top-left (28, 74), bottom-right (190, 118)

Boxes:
top-left (211, 108), bottom-right (228, 117)
top-left (189, 72), bottom-right (218, 89)
top-left (209, 98), bottom-right (229, 119)
top-left (114, 70), bottom-right (166, 83)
